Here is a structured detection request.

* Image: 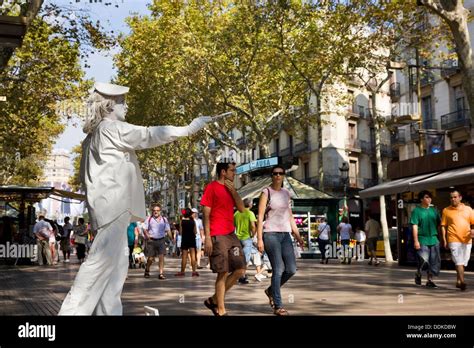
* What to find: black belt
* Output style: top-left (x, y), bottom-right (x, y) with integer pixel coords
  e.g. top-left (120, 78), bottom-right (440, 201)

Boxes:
top-left (150, 237), bottom-right (165, 241)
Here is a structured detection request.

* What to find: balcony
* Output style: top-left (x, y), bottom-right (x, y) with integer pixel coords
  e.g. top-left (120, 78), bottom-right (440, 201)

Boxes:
top-left (294, 142), bottom-right (310, 156)
top-left (422, 118), bottom-right (438, 130)
top-left (279, 147), bottom-right (292, 157)
top-left (381, 144), bottom-right (393, 157)
top-left (364, 178), bottom-right (379, 188)
top-left (441, 59), bottom-right (460, 79)
top-left (441, 109), bottom-right (471, 130)
top-left (390, 82), bottom-right (401, 100)
top-left (236, 137), bottom-right (248, 149)
top-left (349, 176), bottom-right (364, 189)
top-left (360, 140), bottom-right (375, 155)
top-left (345, 138), bottom-right (361, 152)
top-left (208, 142), bottom-right (219, 153)
top-left (395, 129), bottom-right (407, 144)
top-left (347, 105), bottom-right (364, 120)
top-left (420, 72), bottom-right (435, 87)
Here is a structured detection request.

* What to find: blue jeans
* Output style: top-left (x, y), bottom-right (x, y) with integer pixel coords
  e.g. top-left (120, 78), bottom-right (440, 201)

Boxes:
top-left (416, 242), bottom-right (440, 276)
top-left (240, 238), bottom-right (253, 264)
top-left (263, 232), bottom-right (297, 309)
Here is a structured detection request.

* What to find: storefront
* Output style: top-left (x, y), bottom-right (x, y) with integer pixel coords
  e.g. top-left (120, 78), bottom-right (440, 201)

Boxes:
top-left (360, 144), bottom-right (474, 268)
top-left (237, 175), bottom-right (339, 257)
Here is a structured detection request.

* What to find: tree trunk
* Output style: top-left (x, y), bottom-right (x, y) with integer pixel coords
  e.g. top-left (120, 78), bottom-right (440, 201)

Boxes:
top-left (421, 1), bottom-right (474, 125)
top-left (372, 86), bottom-right (394, 262)
top-left (315, 92), bottom-right (324, 191)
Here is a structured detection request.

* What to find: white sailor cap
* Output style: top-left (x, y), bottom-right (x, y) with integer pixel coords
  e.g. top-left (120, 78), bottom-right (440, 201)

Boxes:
top-left (93, 82), bottom-right (129, 96)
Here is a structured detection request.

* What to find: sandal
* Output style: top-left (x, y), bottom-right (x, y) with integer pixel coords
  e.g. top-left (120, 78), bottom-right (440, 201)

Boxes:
top-left (144, 271), bottom-right (150, 278)
top-left (264, 288), bottom-right (275, 309)
top-left (274, 307), bottom-right (289, 316)
top-left (159, 274), bottom-right (166, 280)
top-left (204, 297), bottom-right (219, 316)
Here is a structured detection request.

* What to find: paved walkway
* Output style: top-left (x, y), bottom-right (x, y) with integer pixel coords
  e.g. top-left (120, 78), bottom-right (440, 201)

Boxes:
top-left (0, 256), bottom-right (473, 316)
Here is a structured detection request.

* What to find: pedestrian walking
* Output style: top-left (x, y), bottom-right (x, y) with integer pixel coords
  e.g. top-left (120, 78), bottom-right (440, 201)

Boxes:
top-left (191, 208), bottom-right (205, 268)
top-left (201, 161), bottom-right (246, 316)
top-left (256, 165), bottom-right (305, 316)
top-left (365, 214), bottom-right (381, 266)
top-left (61, 217), bottom-right (73, 263)
top-left (441, 190), bottom-right (474, 291)
top-left (410, 190), bottom-right (441, 288)
top-left (143, 203), bottom-right (170, 279)
top-left (317, 217), bottom-right (331, 264)
top-left (175, 208), bottom-right (199, 277)
top-left (337, 216), bottom-right (353, 264)
top-left (354, 226), bottom-right (366, 261)
top-left (33, 215), bottom-right (53, 266)
top-left (234, 198), bottom-right (258, 284)
top-left (73, 218), bottom-right (88, 264)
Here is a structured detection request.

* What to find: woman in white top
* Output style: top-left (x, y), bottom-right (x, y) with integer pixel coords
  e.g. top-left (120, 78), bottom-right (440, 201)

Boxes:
top-left (354, 226), bottom-right (366, 261)
top-left (257, 166), bottom-right (304, 316)
top-left (337, 216), bottom-right (354, 264)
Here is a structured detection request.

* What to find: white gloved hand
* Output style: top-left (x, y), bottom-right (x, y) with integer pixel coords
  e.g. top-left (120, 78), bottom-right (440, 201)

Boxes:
top-left (188, 116), bottom-right (213, 135)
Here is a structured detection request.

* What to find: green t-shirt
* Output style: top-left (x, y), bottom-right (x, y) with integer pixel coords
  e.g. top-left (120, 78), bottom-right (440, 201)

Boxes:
top-left (410, 205), bottom-right (440, 246)
top-left (234, 208), bottom-right (257, 241)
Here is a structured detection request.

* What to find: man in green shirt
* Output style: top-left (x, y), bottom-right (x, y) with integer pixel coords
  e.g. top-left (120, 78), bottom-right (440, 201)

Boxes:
top-left (410, 190), bottom-right (441, 288)
top-left (234, 198), bottom-right (257, 284)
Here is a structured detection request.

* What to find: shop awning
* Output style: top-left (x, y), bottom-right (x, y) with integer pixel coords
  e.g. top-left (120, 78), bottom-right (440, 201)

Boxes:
top-left (359, 173), bottom-right (439, 199)
top-left (0, 186), bottom-right (85, 203)
top-left (238, 176), bottom-right (334, 201)
top-left (409, 165), bottom-right (474, 192)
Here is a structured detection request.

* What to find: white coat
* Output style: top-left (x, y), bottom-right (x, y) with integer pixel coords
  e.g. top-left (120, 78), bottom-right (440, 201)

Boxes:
top-left (81, 119), bottom-right (192, 230)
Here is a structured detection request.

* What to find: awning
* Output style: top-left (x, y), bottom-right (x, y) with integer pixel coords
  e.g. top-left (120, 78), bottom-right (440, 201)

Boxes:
top-left (409, 165), bottom-right (474, 192)
top-left (360, 165), bottom-right (474, 199)
top-left (238, 176), bottom-right (334, 201)
top-left (0, 186), bottom-right (85, 203)
top-left (359, 173), bottom-right (438, 199)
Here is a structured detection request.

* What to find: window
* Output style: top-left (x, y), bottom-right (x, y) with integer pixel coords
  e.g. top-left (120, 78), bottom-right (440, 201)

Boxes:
top-left (275, 138), bottom-right (280, 156)
top-left (371, 162), bottom-right (378, 181)
top-left (288, 135), bottom-right (293, 154)
top-left (349, 160), bottom-right (358, 178)
top-left (304, 162), bottom-right (310, 181)
top-left (348, 123), bottom-right (357, 140)
top-left (422, 96), bottom-right (432, 120)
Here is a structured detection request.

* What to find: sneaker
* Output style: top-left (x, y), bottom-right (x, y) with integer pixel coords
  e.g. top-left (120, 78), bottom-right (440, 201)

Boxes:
top-left (254, 273), bottom-right (265, 282)
top-left (65, 259), bottom-right (70, 263)
top-left (415, 272), bottom-right (422, 286)
top-left (426, 280), bottom-right (438, 288)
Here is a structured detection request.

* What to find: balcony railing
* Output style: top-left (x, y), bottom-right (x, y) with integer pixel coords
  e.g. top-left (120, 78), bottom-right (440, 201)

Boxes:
top-left (360, 140), bottom-right (375, 154)
top-left (440, 59), bottom-right (459, 79)
top-left (410, 123), bottom-right (420, 141)
top-left (349, 176), bottom-right (364, 189)
top-left (390, 82), bottom-right (401, 100)
top-left (440, 109), bottom-right (471, 130)
top-left (420, 72), bottom-right (435, 87)
top-left (345, 138), bottom-right (361, 151)
top-left (294, 142), bottom-right (310, 155)
top-left (208, 142), bottom-right (219, 152)
top-left (279, 147), bottom-right (292, 157)
top-left (422, 118), bottom-right (438, 130)
top-left (236, 137), bottom-right (248, 148)
top-left (381, 144), bottom-right (393, 157)
top-left (363, 178), bottom-right (379, 188)
top-left (347, 106), bottom-right (361, 119)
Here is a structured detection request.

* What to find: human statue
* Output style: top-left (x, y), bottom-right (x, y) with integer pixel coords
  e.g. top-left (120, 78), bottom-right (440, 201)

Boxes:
top-left (59, 82), bottom-right (214, 315)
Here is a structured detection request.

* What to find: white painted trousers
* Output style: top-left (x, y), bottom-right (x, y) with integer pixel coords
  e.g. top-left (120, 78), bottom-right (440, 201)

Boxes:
top-left (58, 212), bottom-right (130, 315)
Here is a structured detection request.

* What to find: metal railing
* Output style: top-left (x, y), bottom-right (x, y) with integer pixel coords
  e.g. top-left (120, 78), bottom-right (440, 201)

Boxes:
top-left (440, 109), bottom-right (471, 130)
top-left (349, 176), bottom-right (364, 189)
top-left (422, 118), bottom-right (438, 130)
top-left (323, 175), bottom-right (342, 188)
top-left (236, 137), bottom-right (248, 148)
top-left (345, 138), bottom-right (361, 151)
top-left (294, 142), bottom-right (309, 155)
top-left (360, 140), bottom-right (375, 154)
top-left (440, 59), bottom-right (459, 79)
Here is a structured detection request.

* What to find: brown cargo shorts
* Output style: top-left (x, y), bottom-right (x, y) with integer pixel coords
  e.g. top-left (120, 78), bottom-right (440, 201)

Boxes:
top-left (210, 232), bottom-right (246, 274)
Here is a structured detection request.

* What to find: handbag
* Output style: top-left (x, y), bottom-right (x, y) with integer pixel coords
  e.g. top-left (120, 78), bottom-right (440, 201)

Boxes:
top-left (74, 235), bottom-right (86, 244)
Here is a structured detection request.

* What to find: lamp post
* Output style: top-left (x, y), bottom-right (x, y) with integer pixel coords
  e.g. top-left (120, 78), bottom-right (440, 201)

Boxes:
top-left (339, 161), bottom-right (349, 220)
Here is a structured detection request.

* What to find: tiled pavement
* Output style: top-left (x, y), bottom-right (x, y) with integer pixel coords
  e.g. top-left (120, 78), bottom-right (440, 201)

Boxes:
top-left (0, 256), bottom-right (473, 316)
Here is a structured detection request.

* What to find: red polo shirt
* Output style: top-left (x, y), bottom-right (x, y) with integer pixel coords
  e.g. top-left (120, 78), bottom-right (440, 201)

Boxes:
top-left (200, 181), bottom-right (235, 236)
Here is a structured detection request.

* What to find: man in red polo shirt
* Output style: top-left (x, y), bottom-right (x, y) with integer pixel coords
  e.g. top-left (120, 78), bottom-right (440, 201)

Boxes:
top-left (201, 161), bottom-right (245, 316)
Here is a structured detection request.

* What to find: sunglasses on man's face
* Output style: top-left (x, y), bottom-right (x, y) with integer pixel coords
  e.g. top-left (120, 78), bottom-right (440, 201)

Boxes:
top-left (272, 172), bottom-right (285, 176)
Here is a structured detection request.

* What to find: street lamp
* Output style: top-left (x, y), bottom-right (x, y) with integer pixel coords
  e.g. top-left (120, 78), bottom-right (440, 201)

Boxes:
top-left (339, 161), bottom-right (349, 223)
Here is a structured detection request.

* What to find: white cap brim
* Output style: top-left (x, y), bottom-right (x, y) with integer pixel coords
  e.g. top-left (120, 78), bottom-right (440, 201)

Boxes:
top-left (93, 82), bottom-right (129, 96)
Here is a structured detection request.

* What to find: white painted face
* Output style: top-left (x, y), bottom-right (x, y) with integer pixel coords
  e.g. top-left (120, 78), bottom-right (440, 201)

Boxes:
top-left (113, 95), bottom-right (128, 121)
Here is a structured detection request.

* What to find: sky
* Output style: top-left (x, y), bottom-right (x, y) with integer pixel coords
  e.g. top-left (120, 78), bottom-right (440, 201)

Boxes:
top-left (52, 0), bottom-right (151, 152)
